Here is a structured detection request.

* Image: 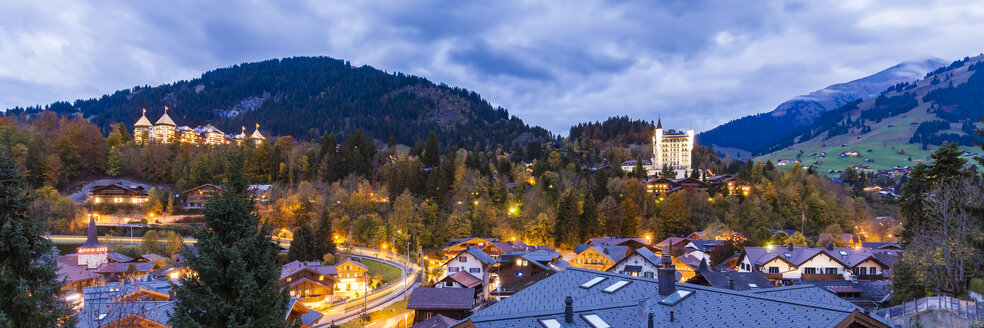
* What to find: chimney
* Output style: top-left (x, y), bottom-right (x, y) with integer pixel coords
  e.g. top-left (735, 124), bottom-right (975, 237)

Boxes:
top-left (603, 247), bottom-right (610, 255)
top-left (787, 242), bottom-right (794, 251)
top-left (564, 296), bottom-right (573, 323)
top-left (658, 255), bottom-right (676, 296)
top-left (728, 277), bottom-right (735, 290)
top-left (826, 241), bottom-right (834, 251)
top-left (670, 311), bottom-right (675, 323)
top-left (648, 313), bottom-right (654, 328)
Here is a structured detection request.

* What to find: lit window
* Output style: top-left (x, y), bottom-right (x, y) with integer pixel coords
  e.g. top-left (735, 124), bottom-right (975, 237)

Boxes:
top-left (582, 314), bottom-right (611, 328)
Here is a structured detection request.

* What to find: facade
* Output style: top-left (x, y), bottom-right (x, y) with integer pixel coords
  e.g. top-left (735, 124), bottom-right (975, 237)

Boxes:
top-left (607, 247), bottom-right (663, 279)
top-left (182, 184), bottom-right (223, 209)
top-left (408, 287), bottom-right (477, 325)
top-left (707, 174), bottom-right (752, 196)
top-left (441, 237), bottom-right (499, 261)
top-left (569, 245), bottom-right (629, 271)
top-left (88, 183), bottom-right (149, 205)
top-left (280, 258), bottom-right (368, 305)
top-left (134, 107), bottom-right (265, 146)
top-left (442, 247), bottom-right (496, 301)
top-left (489, 250), bottom-right (568, 299)
top-left (738, 243), bottom-right (896, 283)
top-left (652, 119), bottom-right (695, 177)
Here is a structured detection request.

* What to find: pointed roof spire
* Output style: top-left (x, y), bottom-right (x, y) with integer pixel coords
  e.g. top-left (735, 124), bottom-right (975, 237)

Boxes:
top-left (135, 108), bottom-right (152, 127)
top-left (155, 106), bottom-right (176, 126)
top-left (697, 257), bottom-right (710, 273)
top-left (78, 215), bottom-right (106, 250)
top-left (251, 123), bottom-right (265, 140)
top-left (656, 116), bottom-right (662, 129)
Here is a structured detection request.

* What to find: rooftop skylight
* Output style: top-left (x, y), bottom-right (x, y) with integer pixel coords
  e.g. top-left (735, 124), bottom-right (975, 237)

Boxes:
top-left (748, 283), bottom-right (758, 288)
top-left (538, 319), bottom-right (562, 328)
top-left (580, 277), bottom-right (607, 289)
top-left (839, 251), bottom-right (848, 256)
top-left (583, 314), bottom-right (611, 328)
top-left (602, 280), bottom-right (630, 293)
top-left (658, 289), bottom-right (694, 306)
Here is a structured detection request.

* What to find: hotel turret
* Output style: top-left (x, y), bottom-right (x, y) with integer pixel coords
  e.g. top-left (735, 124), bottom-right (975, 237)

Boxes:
top-left (133, 107), bottom-right (266, 146)
top-left (133, 109), bottom-right (153, 145)
top-left (152, 106), bottom-right (177, 144)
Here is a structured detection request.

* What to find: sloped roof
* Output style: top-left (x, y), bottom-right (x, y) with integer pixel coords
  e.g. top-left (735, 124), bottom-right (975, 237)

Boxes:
top-left (441, 271), bottom-right (483, 288)
top-left (94, 262), bottom-right (156, 273)
top-left (446, 247), bottom-right (496, 266)
top-left (407, 287), bottom-right (475, 310)
top-left (461, 268), bottom-right (886, 328)
top-left (280, 260), bottom-right (334, 279)
top-left (412, 313), bottom-right (458, 328)
top-left (134, 111), bottom-right (153, 127)
top-left (107, 252), bottom-right (134, 263)
top-left (155, 111), bottom-right (176, 126)
top-left (57, 261), bottom-right (101, 283)
top-left (687, 271), bottom-right (773, 291)
top-left (299, 307), bottom-right (323, 326)
top-left (78, 215), bottom-right (106, 250)
top-left (251, 127), bottom-right (266, 140)
top-left (573, 245), bottom-right (629, 263)
top-left (587, 237), bottom-right (649, 247)
top-left (76, 301), bottom-right (174, 328)
top-left (742, 245), bottom-right (892, 270)
top-left (610, 247), bottom-right (662, 270)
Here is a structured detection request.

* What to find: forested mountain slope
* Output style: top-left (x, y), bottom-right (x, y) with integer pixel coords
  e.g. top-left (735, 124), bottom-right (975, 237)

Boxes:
top-left (700, 58), bottom-right (947, 156)
top-left (3, 57), bottom-right (551, 150)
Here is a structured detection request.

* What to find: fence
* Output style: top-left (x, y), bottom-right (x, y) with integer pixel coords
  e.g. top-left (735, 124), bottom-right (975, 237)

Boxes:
top-left (875, 295), bottom-right (984, 321)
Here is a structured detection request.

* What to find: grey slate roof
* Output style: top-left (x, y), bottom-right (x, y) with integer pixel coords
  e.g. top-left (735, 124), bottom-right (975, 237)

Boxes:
top-left (466, 247), bottom-right (497, 266)
top-left (412, 314), bottom-right (458, 328)
top-left (609, 247), bottom-right (662, 271)
top-left (461, 267), bottom-right (886, 328)
top-left (687, 271), bottom-right (773, 291)
top-left (408, 288), bottom-right (476, 310)
top-left (742, 245), bottom-right (892, 270)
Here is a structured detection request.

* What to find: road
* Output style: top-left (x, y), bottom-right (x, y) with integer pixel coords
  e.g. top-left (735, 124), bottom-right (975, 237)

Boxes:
top-left (314, 247), bottom-right (420, 327)
top-left (47, 234), bottom-right (291, 248)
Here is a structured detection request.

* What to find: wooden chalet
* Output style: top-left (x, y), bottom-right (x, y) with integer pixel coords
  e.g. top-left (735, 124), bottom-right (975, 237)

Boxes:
top-left (88, 183), bottom-right (149, 205)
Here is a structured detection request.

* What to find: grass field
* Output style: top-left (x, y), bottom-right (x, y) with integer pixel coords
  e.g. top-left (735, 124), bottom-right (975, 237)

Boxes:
top-left (358, 258), bottom-right (402, 283)
top-left (759, 101), bottom-right (982, 176)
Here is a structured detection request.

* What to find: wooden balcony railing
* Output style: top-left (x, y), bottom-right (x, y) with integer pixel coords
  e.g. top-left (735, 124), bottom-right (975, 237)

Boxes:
top-left (802, 273), bottom-right (844, 280)
top-left (763, 272), bottom-right (783, 280)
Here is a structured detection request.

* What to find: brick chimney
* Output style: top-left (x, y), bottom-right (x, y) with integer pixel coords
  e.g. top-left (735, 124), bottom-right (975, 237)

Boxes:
top-left (564, 296), bottom-right (573, 323)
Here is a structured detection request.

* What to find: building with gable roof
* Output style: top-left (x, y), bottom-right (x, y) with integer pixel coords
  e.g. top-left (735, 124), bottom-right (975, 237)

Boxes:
top-left (152, 106), bottom-right (177, 144)
top-left (738, 243), bottom-right (896, 283)
top-left (450, 257), bottom-right (890, 328)
top-left (606, 247), bottom-right (663, 279)
top-left (279, 257), bottom-right (368, 304)
top-left (87, 183), bottom-right (149, 205)
top-left (443, 246), bottom-right (497, 301)
top-left (441, 237), bottom-right (499, 261)
top-left (489, 250), bottom-right (569, 300)
top-left (569, 245), bottom-right (630, 272)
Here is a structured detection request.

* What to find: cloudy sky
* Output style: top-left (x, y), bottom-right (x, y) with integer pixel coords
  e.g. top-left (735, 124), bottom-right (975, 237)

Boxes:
top-left (2, 0), bottom-right (984, 134)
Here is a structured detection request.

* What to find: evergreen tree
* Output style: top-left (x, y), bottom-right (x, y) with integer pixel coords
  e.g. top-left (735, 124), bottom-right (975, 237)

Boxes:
top-left (899, 143), bottom-right (968, 243)
top-left (579, 193), bottom-right (601, 241)
top-left (660, 164), bottom-right (675, 178)
top-left (319, 134), bottom-right (340, 182)
top-left (0, 152), bottom-right (69, 327)
top-left (315, 211), bottom-right (337, 258)
top-left (422, 131), bottom-right (440, 168)
top-left (170, 151), bottom-right (293, 327)
top-left (632, 159), bottom-right (645, 179)
top-left (141, 230), bottom-right (162, 255)
top-left (288, 223), bottom-right (317, 262)
top-left (554, 191), bottom-right (580, 248)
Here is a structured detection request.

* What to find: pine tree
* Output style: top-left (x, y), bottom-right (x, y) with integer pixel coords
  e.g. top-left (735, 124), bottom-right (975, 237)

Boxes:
top-left (422, 131), bottom-right (440, 168)
top-left (579, 193), bottom-right (601, 241)
top-left (170, 151), bottom-right (293, 327)
top-left (315, 211), bottom-right (336, 259)
top-left (0, 152), bottom-right (69, 327)
top-left (554, 191), bottom-right (581, 248)
top-left (288, 223), bottom-right (317, 262)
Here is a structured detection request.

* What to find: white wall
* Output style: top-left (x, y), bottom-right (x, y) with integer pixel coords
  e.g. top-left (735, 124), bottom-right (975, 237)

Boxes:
top-left (608, 253), bottom-right (660, 278)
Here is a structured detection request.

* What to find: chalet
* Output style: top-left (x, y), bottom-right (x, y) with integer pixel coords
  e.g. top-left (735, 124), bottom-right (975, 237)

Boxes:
top-left (280, 258), bottom-right (368, 304)
top-left (56, 261), bottom-right (103, 307)
top-left (672, 176), bottom-right (708, 193)
top-left (452, 260), bottom-right (890, 328)
top-left (643, 177), bottom-right (678, 195)
top-left (489, 250), bottom-right (568, 299)
top-left (441, 237), bottom-right (499, 261)
top-left (706, 174), bottom-right (752, 196)
top-left (442, 247), bottom-right (496, 301)
top-left (687, 230), bottom-right (747, 242)
top-left (606, 247), bottom-right (664, 279)
top-left (182, 184), bottom-right (223, 209)
top-left (737, 243), bottom-right (896, 283)
top-left (87, 183), bottom-right (149, 205)
top-left (569, 245), bottom-right (629, 271)
top-left (408, 287), bottom-right (477, 325)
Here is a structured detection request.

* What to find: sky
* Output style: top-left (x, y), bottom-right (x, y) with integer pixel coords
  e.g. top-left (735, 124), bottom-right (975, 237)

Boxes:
top-left (2, 0), bottom-right (984, 134)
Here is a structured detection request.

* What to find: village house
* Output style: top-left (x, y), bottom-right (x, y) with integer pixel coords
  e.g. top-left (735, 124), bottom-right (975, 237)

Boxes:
top-left (441, 247), bottom-right (496, 301)
top-left (488, 250), bottom-right (569, 300)
top-left (408, 287), bottom-right (477, 325)
top-left (133, 107), bottom-right (265, 147)
top-left (685, 260), bottom-right (774, 290)
top-left (586, 236), bottom-right (653, 251)
top-left (569, 245), bottom-right (630, 271)
top-left (452, 256), bottom-right (891, 328)
top-left (279, 258), bottom-right (368, 305)
top-left (182, 183), bottom-right (274, 209)
top-left (87, 183), bottom-right (149, 205)
top-left (440, 237), bottom-right (499, 261)
top-left (479, 240), bottom-right (553, 259)
top-left (737, 243), bottom-right (897, 283)
top-left (606, 247), bottom-right (664, 279)
top-left (706, 174), bottom-right (752, 196)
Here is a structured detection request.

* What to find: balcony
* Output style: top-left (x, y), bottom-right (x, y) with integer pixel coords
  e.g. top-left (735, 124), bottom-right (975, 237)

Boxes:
top-left (802, 273), bottom-right (844, 280)
top-left (763, 273), bottom-right (783, 280)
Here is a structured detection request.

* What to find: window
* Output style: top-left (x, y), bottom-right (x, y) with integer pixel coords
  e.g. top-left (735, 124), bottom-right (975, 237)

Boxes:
top-left (449, 267), bottom-right (459, 273)
top-left (469, 268), bottom-right (480, 273)
top-left (768, 267), bottom-right (779, 274)
top-left (602, 280), bottom-right (631, 293)
top-left (658, 289), bottom-right (694, 305)
top-left (582, 314), bottom-right (611, 328)
top-left (539, 319), bottom-right (562, 328)
top-left (825, 268), bottom-right (838, 275)
top-left (644, 272), bottom-right (654, 278)
top-left (748, 283), bottom-right (758, 288)
top-left (459, 256), bottom-right (467, 263)
top-left (445, 281), bottom-right (453, 287)
top-left (514, 271), bottom-right (524, 277)
top-left (804, 268), bottom-right (816, 274)
top-left (580, 277), bottom-right (607, 289)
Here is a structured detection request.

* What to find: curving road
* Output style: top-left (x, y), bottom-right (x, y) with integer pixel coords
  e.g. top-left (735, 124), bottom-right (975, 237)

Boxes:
top-left (314, 246), bottom-right (420, 327)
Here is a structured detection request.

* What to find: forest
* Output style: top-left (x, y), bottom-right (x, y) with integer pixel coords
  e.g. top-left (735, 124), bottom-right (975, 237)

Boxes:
top-left (0, 112), bottom-right (902, 261)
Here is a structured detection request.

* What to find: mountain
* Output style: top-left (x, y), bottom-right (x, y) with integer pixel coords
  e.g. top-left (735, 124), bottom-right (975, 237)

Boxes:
top-left (2, 57), bottom-right (552, 150)
top-left (699, 58), bottom-right (948, 157)
top-left (757, 54), bottom-right (984, 174)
